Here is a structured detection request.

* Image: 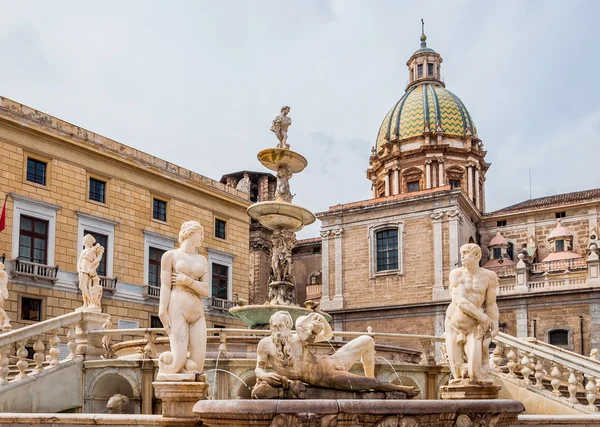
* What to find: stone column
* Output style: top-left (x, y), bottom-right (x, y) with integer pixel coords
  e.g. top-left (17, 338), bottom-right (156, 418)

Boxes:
top-left (481, 177), bottom-right (486, 212)
top-left (258, 175), bottom-right (269, 201)
top-left (447, 210), bottom-right (462, 270)
top-left (432, 212), bottom-right (446, 300)
top-left (438, 160), bottom-right (444, 187)
top-left (392, 169), bottom-right (399, 195)
top-left (425, 161), bottom-right (432, 189)
top-left (516, 302), bottom-right (528, 338)
top-left (515, 253), bottom-right (529, 293)
top-left (475, 168), bottom-right (480, 209)
top-left (141, 358), bottom-right (154, 414)
top-left (330, 228), bottom-right (344, 310)
top-left (467, 165), bottom-right (474, 200)
top-left (384, 173), bottom-right (390, 197)
top-left (588, 244), bottom-right (600, 286)
top-left (319, 230), bottom-right (331, 304)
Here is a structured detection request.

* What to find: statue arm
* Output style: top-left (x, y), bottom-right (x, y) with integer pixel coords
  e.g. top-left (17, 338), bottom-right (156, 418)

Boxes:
top-left (255, 339), bottom-right (283, 386)
top-left (174, 261), bottom-right (209, 298)
top-left (158, 251), bottom-right (174, 334)
top-left (486, 271), bottom-right (500, 336)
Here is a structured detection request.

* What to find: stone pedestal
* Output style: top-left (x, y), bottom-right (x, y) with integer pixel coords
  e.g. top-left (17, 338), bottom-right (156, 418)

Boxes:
top-left (440, 379), bottom-right (500, 400)
top-left (75, 312), bottom-right (111, 360)
top-left (153, 375), bottom-right (209, 419)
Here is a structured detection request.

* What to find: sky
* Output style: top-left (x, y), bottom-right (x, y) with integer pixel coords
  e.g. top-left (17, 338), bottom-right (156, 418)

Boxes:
top-left (1, 0), bottom-right (599, 238)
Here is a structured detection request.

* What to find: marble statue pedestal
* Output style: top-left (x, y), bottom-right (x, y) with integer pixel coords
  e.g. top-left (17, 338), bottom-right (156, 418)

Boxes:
top-left (440, 379), bottom-right (500, 400)
top-left (153, 374), bottom-right (209, 419)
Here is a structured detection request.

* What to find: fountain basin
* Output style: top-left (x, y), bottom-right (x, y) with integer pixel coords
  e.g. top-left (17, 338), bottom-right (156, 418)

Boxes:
top-left (229, 305), bottom-right (332, 328)
top-left (193, 399), bottom-right (524, 427)
top-left (247, 201), bottom-right (315, 232)
top-left (257, 148), bottom-right (308, 173)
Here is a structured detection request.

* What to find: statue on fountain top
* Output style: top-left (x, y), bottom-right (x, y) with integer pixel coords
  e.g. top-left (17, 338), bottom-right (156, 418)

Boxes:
top-left (271, 106), bottom-right (291, 149)
top-left (76, 234), bottom-right (105, 313)
top-left (442, 243), bottom-right (499, 397)
top-left (252, 311), bottom-right (419, 399)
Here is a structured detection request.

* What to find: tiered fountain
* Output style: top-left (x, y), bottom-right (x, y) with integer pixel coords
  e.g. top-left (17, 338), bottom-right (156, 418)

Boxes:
top-left (229, 106), bottom-right (331, 328)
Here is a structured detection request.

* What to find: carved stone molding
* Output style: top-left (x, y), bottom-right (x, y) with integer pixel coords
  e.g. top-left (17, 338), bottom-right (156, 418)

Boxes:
top-left (431, 212), bottom-right (445, 221)
top-left (320, 230), bottom-right (331, 239)
top-left (333, 228), bottom-right (344, 237)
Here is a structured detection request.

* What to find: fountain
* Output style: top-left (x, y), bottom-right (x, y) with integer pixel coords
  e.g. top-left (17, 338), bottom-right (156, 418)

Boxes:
top-left (229, 106), bottom-right (332, 328)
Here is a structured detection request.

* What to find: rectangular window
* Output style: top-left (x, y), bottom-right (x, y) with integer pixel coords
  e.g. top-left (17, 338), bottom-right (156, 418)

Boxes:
top-left (148, 247), bottom-right (166, 288)
top-left (83, 230), bottom-right (108, 277)
top-left (376, 229), bottom-right (398, 272)
top-left (89, 178), bottom-right (106, 203)
top-left (427, 63), bottom-right (434, 76)
top-left (150, 315), bottom-right (163, 328)
top-left (497, 220), bottom-right (506, 227)
top-left (493, 247), bottom-right (502, 259)
top-left (153, 199), bottom-right (167, 222)
top-left (21, 297), bottom-right (42, 322)
top-left (26, 158), bottom-right (47, 186)
top-left (555, 240), bottom-right (565, 252)
top-left (19, 215), bottom-right (49, 264)
top-left (407, 181), bottom-right (420, 193)
top-left (215, 219), bottom-right (226, 240)
top-left (549, 329), bottom-right (569, 346)
top-left (417, 64), bottom-right (423, 77)
top-left (212, 263), bottom-right (228, 299)
top-left (556, 211), bottom-right (566, 218)
top-left (449, 179), bottom-right (460, 190)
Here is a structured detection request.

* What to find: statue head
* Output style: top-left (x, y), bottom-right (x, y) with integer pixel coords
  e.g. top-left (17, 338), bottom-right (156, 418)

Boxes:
top-left (270, 311), bottom-right (293, 332)
top-left (460, 243), bottom-right (481, 268)
top-left (243, 172), bottom-right (249, 179)
top-left (83, 234), bottom-right (96, 248)
top-left (106, 393), bottom-right (129, 414)
top-left (281, 106), bottom-right (290, 115)
top-left (178, 221), bottom-right (204, 245)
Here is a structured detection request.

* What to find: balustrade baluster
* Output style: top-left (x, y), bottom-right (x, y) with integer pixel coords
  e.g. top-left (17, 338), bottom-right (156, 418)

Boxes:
top-left (567, 369), bottom-right (579, 403)
top-left (15, 340), bottom-right (29, 380)
top-left (47, 330), bottom-right (60, 367)
top-left (491, 343), bottom-right (503, 371)
top-left (534, 357), bottom-right (545, 389)
top-left (66, 325), bottom-right (77, 360)
top-left (551, 364), bottom-right (563, 397)
top-left (0, 346), bottom-right (9, 386)
top-left (586, 375), bottom-right (598, 411)
top-left (33, 336), bottom-right (45, 373)
top-left (521, 353), bottom-right (532, 385)
top-left (506, 346), bottom-right (517, 378)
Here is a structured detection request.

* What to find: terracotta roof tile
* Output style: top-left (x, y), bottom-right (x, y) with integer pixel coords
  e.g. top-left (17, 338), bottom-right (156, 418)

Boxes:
top-left (486, 188), bottom-right (600, 216)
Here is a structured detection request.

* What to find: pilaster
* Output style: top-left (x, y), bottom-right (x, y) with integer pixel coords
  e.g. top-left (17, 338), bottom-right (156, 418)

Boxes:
top-left (438, 160), bottom-right (444, 187)
top-left (474, 168), bottom-right (480, 209)
top-left (329, 228), bottom-right (344, 310)
top-left (319, 230), bottom-right (331, 305)
top-left (425, 161), bottom-right (432, 189)
top-left (431, 212), bottom-right (446, 300)
top-left (447, 210), bottom-right (462, 270)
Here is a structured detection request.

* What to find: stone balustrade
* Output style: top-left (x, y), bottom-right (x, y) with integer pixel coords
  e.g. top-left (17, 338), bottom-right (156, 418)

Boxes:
top-left (12, 259), bottom-right (59, 283)
top-left (531, 258), bottom-right (588, 274)
top-left (0, 311), bottom-right (109, 388)
top-left (98, 276), bottom-right (118, 293)
top-left (491, 332), bottom-right (600, 413)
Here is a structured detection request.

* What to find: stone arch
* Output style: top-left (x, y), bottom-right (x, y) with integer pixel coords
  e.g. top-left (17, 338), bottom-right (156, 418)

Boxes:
top-left (436, 373), bottom-right (452, 398)
top-left (85, 367), bottom-right (141, 413)
top-left (232, 368), bottom-right (257, 399)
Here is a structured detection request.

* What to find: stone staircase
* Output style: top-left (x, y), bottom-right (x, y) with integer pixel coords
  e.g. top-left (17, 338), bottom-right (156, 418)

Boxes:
top-left (491, 332), bottom-right (600, 414)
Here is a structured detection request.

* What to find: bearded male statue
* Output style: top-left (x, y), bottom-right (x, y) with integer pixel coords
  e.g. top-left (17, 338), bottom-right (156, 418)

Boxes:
top-left (253, 311), bottom-right (418, 398)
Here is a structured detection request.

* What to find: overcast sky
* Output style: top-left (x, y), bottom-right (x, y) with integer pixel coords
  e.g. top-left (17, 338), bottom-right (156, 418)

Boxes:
top-left (1, 1), bottom-right (599, 238)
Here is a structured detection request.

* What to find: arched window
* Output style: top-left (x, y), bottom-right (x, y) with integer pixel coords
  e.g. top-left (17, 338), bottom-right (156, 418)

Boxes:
top-left (548, 329), bottom-right (569, 346)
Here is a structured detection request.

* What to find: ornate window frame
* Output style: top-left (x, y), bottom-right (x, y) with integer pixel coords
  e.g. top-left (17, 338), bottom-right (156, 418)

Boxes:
top-left (368, 222), bottom-right (405, 278)
top-left (207, 248), bottom-right (234, 300)
top-left (11, 194), bottom-right (60, 265)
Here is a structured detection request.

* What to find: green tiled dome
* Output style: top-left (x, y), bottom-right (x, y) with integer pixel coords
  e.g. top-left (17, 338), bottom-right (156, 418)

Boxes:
top-left (376, 83), bottom-right (475, 151)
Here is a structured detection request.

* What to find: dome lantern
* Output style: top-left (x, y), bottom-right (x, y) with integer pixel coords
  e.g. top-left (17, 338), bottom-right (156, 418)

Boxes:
top-left (406, 20), bottom-right (444, 91)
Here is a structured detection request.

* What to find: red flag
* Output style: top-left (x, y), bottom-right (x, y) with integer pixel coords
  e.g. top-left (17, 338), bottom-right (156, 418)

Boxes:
top-left (0, 196), bottom-right (6, 232)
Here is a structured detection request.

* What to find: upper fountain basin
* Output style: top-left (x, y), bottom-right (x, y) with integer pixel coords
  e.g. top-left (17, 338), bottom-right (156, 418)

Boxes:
top-left (257, 148), bottom-right (308, 173)
top-left (247, 201), bottom-right (316, 232)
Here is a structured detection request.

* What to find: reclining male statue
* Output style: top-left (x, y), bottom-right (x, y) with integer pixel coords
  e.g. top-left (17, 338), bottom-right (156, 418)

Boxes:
top-left (252, 310), bottom-right (419, 398)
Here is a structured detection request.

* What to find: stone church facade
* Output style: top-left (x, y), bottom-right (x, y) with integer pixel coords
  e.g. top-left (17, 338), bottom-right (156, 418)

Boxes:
top-left (292, 31), bottom-right (600, 354)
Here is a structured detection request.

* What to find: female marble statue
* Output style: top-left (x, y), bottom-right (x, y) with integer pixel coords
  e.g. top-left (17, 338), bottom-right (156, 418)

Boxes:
top-left (158, 221), bottom-right (209, 377)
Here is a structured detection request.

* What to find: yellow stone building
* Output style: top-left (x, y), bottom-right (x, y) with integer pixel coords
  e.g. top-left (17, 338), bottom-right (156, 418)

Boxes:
top-left (0, 96), bottom-right (250, 338)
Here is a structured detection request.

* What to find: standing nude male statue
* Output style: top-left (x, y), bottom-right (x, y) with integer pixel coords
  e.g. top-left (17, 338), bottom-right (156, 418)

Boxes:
top-left (253, 311), bottom-right (418, 398)
top-left (271, 106), bottom-right (292, 149)
top-left (0, 263), bottom-right (11, 329)
top-left (445, 243), bottom-right (499, 383)
top-left (77, 234), bottom-right (105, 312)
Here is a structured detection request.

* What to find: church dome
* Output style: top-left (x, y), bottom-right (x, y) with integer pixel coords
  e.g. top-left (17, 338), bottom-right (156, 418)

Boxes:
top-left (375, 83), bottom-right (476, 151)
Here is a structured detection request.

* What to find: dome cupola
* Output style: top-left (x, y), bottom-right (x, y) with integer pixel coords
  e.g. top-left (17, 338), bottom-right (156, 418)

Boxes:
top-left (366, 22), bottom-right (489, 212)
